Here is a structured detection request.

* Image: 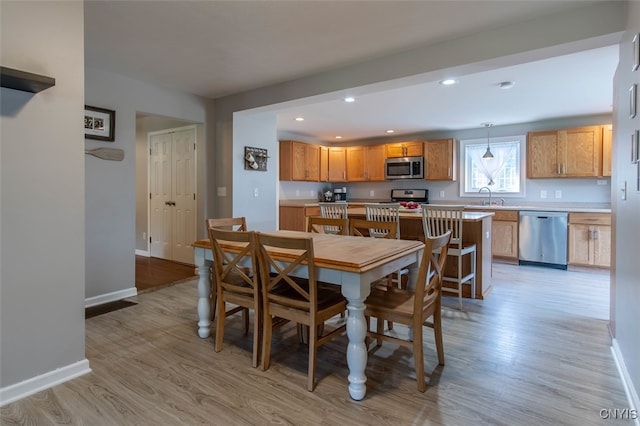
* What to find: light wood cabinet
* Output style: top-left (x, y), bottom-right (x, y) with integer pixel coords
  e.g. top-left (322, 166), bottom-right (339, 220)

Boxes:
top-left (346, 144), bottom-right (386, 181)
top-left (319, 147), bottom-right (329, 182)
top-left (491, 210), bottom-right (519, 261)
top-left (602, 125), bottom-right (612, 177)
top-left (527, 126), bottom-right (603, 178)
top-left (279, 140), bottom-right (319, 181)
top-left (424, 138), bottom-right (456, 180)
top-left (327, 147), bottom-right (347, 182)
top-left (568, 213), bottom-right (611, 268)
top-left (386, 141), bottom-right (423, 158)
top-left (279, 206), bottom-right (320, 231)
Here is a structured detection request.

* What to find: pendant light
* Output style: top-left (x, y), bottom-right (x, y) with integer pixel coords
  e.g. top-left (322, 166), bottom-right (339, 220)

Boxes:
top-left (482, 123), bottom-right (494, 159)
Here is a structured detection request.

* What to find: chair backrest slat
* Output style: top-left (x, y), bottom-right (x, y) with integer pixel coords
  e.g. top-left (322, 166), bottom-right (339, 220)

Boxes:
top-left (349, 218), bottom-right (397, 239)
top-left (307, 216), bottom-right (348, 235)
top-left (206, 217), bottom-right (248, 232)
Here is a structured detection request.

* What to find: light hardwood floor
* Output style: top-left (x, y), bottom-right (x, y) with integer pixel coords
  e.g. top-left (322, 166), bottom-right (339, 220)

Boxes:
top-left (1, 264), bottom-right (629, 425)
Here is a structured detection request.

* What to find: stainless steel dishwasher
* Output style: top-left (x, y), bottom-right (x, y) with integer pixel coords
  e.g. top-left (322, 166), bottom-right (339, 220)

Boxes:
top-left (519, 211), bottom-right (568, 270)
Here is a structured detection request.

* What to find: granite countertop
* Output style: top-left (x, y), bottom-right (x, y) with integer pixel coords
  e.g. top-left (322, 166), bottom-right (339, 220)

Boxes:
top-left (279, 199), bottom-right (611, 213)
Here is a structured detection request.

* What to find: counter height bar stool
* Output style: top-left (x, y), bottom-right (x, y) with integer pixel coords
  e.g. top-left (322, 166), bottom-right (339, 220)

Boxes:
top-left (422, 205), bottom-right (476, 310)
top-left (319, 203), bottom-right (348, 234)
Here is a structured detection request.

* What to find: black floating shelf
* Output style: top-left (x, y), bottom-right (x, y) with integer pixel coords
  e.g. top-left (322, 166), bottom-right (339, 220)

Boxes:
top-left (1, 66), bottom-right (55, 93)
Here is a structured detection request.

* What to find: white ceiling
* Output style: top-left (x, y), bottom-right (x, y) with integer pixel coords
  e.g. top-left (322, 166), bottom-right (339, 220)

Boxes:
top-left (84, 1), bottom-right (619, 142)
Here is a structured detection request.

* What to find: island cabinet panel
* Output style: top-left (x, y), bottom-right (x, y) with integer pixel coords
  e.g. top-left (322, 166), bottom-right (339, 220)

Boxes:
top-left (466, 208), bottom-right (518, 263)
top-left (527, 126), bottom-right (603, 178)
top-left (568, 212), bottom-right (611, 268)
top-left (279, 206), bottom-right (320, 231)
top-left (425, 138), bottom-right (456, 180)
top-left (280, 140), bottom-right (320, 181)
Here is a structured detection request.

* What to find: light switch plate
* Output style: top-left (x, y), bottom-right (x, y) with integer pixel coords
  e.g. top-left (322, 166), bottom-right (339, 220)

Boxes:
top-left (555, 190), bottom-right (562, 199)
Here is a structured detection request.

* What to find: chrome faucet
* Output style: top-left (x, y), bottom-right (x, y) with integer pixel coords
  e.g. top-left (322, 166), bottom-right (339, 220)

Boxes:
top-left (478, 186), bottom-right (492, 206)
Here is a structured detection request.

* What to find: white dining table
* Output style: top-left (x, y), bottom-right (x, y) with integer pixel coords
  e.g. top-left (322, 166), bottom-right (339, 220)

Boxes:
top-left (192, 230), bottom-right (424, 400)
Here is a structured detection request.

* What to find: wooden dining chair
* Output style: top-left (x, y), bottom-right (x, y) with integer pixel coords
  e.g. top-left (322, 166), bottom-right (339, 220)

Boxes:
top-left (256, 232), bottom-right (347, 391)
top-left (364, 230), bottom-right (451, 392)
top-left (206, 216), bottom-right (247, 232)
top-left (208, 227), bottom-right (262, 367)
top-left (206, 217), bottom-right (250, 322)
top-left (319, 203), bottom-right (348, 234)
top-left (365, 203), bottom-right (408, 290)
top-left (349, 218), bottom-right (397, 239)
top-left (307, 216), bottom-right (349, 235)
top-left (422, 205), bottom-right (476, 310)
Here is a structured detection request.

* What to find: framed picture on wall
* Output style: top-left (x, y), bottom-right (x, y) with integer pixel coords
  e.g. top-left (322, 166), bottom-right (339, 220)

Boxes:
top-left (84, 105), bottom-right (115, 141)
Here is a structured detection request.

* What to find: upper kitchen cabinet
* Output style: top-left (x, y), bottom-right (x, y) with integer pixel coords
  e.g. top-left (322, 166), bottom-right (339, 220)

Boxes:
top-left (280, 140), bottom-right (320, 181)
top-left (320, 147), bottom-right (329, 182)
top-left (386, 141), bottom-right (423, 158)
top-left (424, 138), bottom-right (457, 181)
top-left (328, 147), bottom-right (347, 182)
top-left (527, 126), bottom-right (603, 178)
top-left (346, 144), bottom-right (386, 182)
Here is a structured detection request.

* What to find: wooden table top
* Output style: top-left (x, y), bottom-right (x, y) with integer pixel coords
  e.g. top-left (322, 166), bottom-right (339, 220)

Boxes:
top-left (192, 230), bottom-right (424, 273)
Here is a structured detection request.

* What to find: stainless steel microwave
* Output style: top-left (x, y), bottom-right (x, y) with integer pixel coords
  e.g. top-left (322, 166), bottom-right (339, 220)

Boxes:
top-left (385, 156), bottom-right (424, 179)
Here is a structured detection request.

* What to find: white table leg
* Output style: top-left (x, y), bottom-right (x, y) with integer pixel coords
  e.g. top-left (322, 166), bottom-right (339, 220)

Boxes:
top-left (194, 247), bottom-right (212, 338)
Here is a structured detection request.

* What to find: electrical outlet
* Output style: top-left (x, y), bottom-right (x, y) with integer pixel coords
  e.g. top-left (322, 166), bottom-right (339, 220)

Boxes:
top-left (555, 190), bottom-right (562, 199)
top-left (596, 179), bottom-right (607, 186)
top-left (369, 190), bottom-right (375, 197)
top-left (295, 190), bottom-right (300, 197)
top-left (217, 186), bottom-right (227, 197)
top-left (254, 188), bottom-right (259, 197)
top-left (439, 190), bottom-right (445, 198)
top-left (310, 190), bottom-right (315, 197)
top-left (540, 190), bottom-right (547, 199)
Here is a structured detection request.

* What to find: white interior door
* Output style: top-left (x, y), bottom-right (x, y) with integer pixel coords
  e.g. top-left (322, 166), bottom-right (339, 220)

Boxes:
top-left (171, 128), bottom-right (196, 264)
top-left (149, 126), bottom-right (196, 263)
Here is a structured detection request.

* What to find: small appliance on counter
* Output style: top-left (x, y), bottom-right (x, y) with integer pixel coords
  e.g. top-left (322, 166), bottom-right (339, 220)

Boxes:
top-left (322, 189), bottom-right (334, 202)
top-left (390, 188), bottom-right (429, 204)
top-left (333, 187), bottom-right (348, 202)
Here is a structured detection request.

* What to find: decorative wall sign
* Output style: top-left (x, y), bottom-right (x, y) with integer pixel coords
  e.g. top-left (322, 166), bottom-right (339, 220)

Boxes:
top-left (84, 105), bottom-right (115, 141)
top-left (244, 146), bottom-right (268, 171)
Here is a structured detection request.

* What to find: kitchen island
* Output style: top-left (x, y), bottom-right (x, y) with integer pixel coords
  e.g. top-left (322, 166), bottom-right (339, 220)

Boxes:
top-left (347, 207), bottom-right (494, 300)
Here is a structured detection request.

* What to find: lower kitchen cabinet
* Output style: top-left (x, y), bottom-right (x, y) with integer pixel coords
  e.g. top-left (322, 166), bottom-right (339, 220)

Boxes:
top-left (491, 210), bottom-right (519, 261)
top-left (568, 213), bottom-right (611, 268)
top-left (279, 206), bottom-right (320, 231)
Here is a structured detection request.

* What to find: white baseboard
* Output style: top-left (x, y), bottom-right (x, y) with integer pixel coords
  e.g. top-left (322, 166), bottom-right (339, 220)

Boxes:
top-left (135, 249), bottom-right (149, 256)
top-left (85, 287), bottom-right (138, 308)
top-left (611, 339), bottom-right (640, 425)
top-left (0, 359), bottom-right (91, 407)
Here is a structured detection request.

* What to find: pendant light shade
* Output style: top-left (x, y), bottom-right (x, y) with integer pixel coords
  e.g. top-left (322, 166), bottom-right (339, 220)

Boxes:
top-left (482, 123), bottom-right (494, 159)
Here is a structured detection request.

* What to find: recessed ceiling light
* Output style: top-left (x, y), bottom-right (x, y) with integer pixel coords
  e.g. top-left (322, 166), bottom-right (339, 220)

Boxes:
top-left (497, 81), bottom-right (515, 89)
top-left (386, 129), bottom-right (395, 134)
top-left (335, 136), bottom-right (343, 139)
top-left (295, 117), bottom-right (304, 121)
top-left (344, 96), bottom-right (355, 103)
top-left (439, 79), bottom-right (457, 86)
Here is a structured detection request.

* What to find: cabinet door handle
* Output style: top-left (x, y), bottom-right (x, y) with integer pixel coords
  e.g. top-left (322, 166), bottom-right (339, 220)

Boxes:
top-left (557, 164), bottom-right (560, 175)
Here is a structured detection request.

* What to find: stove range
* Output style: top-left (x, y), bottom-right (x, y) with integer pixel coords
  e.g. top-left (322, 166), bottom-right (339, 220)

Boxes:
top-left (390, 188), bottom-right (429, 204)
